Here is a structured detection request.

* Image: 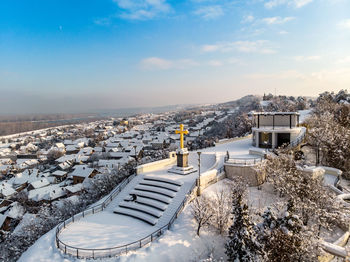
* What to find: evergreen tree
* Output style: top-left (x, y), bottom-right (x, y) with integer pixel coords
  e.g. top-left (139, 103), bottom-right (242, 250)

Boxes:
top-left (258, 203), bottom-right (319, 262)
top-left (225, 187), bottom-right (260, 261)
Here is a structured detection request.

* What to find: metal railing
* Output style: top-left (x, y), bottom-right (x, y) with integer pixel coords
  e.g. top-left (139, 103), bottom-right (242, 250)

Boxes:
top-left (55, 174), bottom-right (136, 257)
top-left (55, 175), bottom-right (198, 259)
top-left (287, 127), bottom-right (306, 149)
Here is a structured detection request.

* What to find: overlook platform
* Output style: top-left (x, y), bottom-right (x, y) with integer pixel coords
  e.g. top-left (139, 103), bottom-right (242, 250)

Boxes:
top-left (56, 151), bottom-right (217, 257)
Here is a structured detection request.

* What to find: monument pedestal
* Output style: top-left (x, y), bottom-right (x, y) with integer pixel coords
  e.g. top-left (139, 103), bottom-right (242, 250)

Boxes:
top-left (168, 148), bottom-right (197, 175)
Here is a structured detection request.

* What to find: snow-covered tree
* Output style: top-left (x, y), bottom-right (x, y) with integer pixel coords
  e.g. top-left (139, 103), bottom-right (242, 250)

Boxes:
top-left (257, 203), bottom-right (320, 262)
top-left (47, 149), bottom-right (64, 163)
top-left (225, 183), bottom-right (261, 262)
top-left (306, 99), bottom-right (350, 178)
top-left (191, 195), bottom-right (213, 236)
top-left (261, 153), bottom-right (349, 230)
top-left (210, 184), bottom-right (233, 235)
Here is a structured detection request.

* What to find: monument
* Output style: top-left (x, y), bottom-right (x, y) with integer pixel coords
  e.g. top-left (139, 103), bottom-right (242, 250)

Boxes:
top-left (168, 124), bottom-right (197, 175)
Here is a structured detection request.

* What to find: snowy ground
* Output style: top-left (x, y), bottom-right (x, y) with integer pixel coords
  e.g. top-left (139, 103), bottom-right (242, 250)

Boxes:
top-left (25, 175), bottom-right (340, 262)
top-left (19, 133), bottom-right (344, 261)
top-left (202, 137), bottom-right (256, 167)
top-left (56, 138), bottom-right (253, 251)
top-left (59, 212), bottom-right (156, 249)
top-left (19, 137), bottom-right (253, 262)
top-left (18, 179), bottom-right (234, 262)
top-left (248, 183), bottom-right (280, 212)
top-left (57, 152), bottom-right (217, 250)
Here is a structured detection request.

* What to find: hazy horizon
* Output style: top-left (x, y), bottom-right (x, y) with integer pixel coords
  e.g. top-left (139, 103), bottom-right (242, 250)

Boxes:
top-left (1, 0), bottom-right (349, 114)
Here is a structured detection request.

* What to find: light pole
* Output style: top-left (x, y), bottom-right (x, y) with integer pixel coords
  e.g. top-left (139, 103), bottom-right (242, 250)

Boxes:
top-left (197, 151), bottom-right (202, 196)
top-left (133, 145), bottom-right (137, 162)
top-left (263, 140), bottom-right (268, 157)
top-left (316, 145), bottom-right (320, 166)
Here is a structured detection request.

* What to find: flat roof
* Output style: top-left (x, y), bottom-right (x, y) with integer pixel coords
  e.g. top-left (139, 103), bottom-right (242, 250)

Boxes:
top-left (251, 112), bottom-right (300, 116)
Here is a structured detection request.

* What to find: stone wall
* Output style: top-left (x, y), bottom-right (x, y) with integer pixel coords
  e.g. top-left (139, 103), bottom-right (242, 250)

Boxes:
top-left (196, 153), bottom-right (226, 194)
top-left (197, 169), bottom-right (226, 195)
top-left (225, 164), bottom-right (265, 186)
top-left (319, 232), bottom-right (350, 262)
top-left (300, 166), bottom-right (325, 180)
top-left (216, 134), bottom-right (252, 145)
top-left (136, 151), bottom-right (177, 174)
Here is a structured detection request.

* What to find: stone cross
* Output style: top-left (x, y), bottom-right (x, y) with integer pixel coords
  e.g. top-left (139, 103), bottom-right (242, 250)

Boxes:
top-left (175, 124), bottom-right (189, 149)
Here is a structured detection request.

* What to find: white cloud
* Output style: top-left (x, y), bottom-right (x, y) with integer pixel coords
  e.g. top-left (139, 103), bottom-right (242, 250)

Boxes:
top-left (140, 57), bottom-right (172, 70)
top-left (191, 0), bottom-right (217, 2)
top-left (262, 16), bottom-right (295, 25)
top-left (336, 56), bottom-right (350, 64)
top-left (201, 40), bottom-right (277, 54)
top-left (140, 57), bottom-right (198, 70)
top-left (227, 57), bottom-right (240, 64)
top-left (245, 70), bottom-right (304, 80)
top-left (194, 5), bottom-right (224, 20)
top-left (294, 0), bottom-right (313, 8)
top-left (241, 15), bottom-right (254, 23)
top-left (264, 0), bottom-right (313, 9)
top-left (279, 30), bottom-right (289, 35)
top-left (114, 0), bottom-right (171, 20)
top-left (139, 57), bottom-right (243, 70)
top-left (94, 18), bottom-right (111, 26)
top-left (245, 68), bottom-right (350, 87)
top-left (207, 60), bottom-right (224, 67)
top-left (201, 44), bottom-right (220, 52)
top-left (294, 55), bottom-right (321, 61)
top-left (264, 0), bottom-right (286, 8)
top-left (338, 19), bottom-right (350, 29)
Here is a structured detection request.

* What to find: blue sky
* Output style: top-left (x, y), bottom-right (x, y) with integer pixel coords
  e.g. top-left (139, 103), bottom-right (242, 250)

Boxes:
top-left (0, 0), bottom-right (350, 114)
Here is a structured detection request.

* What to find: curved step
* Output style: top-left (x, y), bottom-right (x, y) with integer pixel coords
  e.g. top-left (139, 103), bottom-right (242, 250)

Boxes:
top-left (130, 190), bottom-right (172, 204)
top-left (119, 202), bottom-right (163, 218)
top-left (144, 176), bottom-right (183, 187)
top-left (135, 185), bottom-right (176, 198)
top-left (113, 208), bottom-right (157, 226)
top-left (140, 180), bottom-right (180, 192)
top-left (125, 196), bottom-right (168, 211)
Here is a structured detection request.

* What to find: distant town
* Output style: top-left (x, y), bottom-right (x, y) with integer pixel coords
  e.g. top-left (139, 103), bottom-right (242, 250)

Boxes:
top-left (1, 91), bottom-right (350, 262)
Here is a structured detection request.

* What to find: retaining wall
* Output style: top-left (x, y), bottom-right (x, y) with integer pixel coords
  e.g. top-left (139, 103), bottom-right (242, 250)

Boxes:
top-left (136, 152), bottom-right (176, 174)
top-left (319, 232), bottom-right (350, 262)
top-left (225, 164), bottom-right (265, 186)
top-left (216, 134), bottom-right (252, 145)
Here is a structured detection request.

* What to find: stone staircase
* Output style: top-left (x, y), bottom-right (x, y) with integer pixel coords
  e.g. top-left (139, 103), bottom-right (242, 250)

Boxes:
top-left (113, 176), bottom-right (183, 226)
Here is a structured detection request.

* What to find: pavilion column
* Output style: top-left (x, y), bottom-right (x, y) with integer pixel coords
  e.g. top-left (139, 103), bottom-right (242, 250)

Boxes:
top-left (272, 115), bottom-right (275, 130)
top-left (272, 132), bottom-right (277, 149)
top-left (297, 115), bottom-right (300, 126)
top-left (256, 132), bottom-right (259, 147)
top-left (289, 115), bottom-right (292, 129)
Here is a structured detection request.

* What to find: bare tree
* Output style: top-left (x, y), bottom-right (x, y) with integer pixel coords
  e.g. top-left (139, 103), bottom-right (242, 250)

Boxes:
top-left (211, 185), bottom-right (233, 235)
top-left (191, 195), bottom-right (213, 236)
top-left (47, 149), bottom-right (64, 164)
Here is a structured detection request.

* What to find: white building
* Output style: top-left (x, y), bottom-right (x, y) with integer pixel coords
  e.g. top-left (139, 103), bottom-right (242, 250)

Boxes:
top-left (251, 112), bottom-right (303, 149)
